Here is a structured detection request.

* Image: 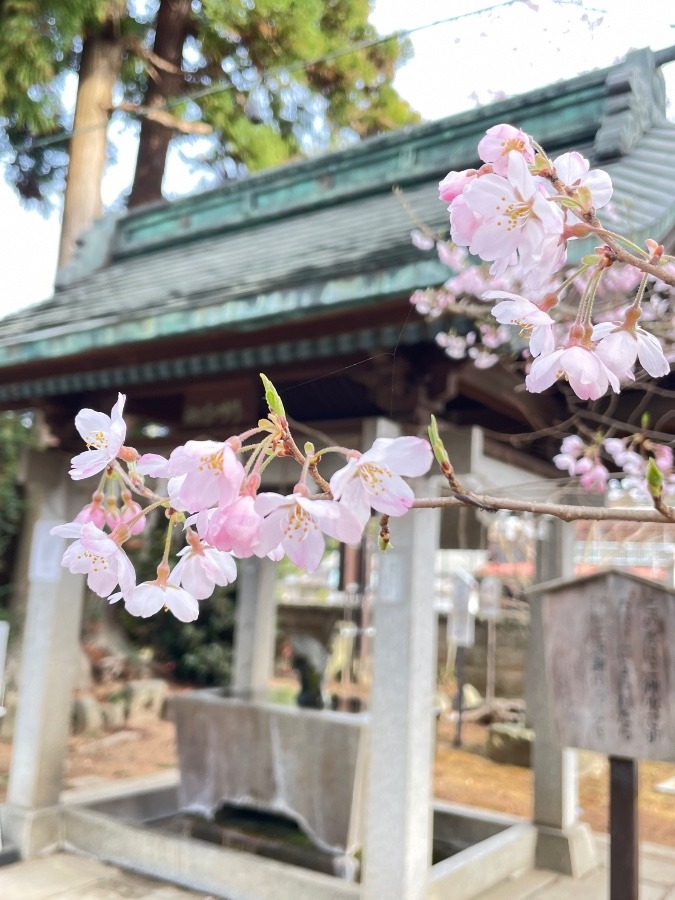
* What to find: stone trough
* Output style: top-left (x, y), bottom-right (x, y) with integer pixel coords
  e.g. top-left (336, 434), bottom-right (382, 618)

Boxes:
top-left (56, 692), bottom-right (536, 899)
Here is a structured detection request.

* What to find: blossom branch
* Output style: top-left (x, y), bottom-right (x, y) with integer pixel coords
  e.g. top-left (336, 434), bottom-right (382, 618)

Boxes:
top-left (411, 493), bottom-right (675, 524)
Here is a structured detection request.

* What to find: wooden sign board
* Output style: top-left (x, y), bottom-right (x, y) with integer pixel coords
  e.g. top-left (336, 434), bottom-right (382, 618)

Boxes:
top-left (540, 570), bottom-right (675, 761)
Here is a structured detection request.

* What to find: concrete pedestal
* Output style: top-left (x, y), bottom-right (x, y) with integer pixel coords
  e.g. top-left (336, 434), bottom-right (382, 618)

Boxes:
top-left (3, 450), bottom-right (87, 856)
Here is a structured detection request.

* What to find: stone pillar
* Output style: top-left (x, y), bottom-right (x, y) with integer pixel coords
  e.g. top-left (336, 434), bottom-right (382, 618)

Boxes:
top-left (527, 517), bottom-right (596, 875)
top-left (2, 450), bottom-right (88, 856)
top-left (232, 556), bottom-right (277, 698)
top-left (362, 481), bottom-right (441, 900)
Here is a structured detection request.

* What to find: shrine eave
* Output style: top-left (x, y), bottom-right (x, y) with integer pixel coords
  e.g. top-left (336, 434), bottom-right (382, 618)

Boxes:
top-left (0, 315), bottom-right (446, 404)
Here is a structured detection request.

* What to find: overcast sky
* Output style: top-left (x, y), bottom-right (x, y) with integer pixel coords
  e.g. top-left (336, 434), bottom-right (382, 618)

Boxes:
top-left (3, 0), bottom-right (675, 317)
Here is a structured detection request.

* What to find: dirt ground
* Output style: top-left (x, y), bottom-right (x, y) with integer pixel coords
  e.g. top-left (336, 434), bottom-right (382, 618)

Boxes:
top-left (1, 690), bottom-right (674, 848)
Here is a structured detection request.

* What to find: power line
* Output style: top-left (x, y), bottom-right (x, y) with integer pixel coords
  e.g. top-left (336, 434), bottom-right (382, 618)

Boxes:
top-left (17, 0), bottom-right (544, 154)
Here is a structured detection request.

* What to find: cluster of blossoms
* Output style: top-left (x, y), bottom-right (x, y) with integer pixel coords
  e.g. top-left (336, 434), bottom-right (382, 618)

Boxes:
top-left (52, 384), bottom-right (432, 623)
top-left (53, 125), bottom-right (675, 626)
top-left (411, 123), bottom-right (675, 399)
top-left (554, 433), bottom-right (675, 500)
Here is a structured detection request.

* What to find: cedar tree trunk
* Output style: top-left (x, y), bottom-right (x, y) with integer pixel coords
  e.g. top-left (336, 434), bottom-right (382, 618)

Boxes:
top-left (128, 0), bottom-right (192, 208)
top-left (58, 27), bottom-right (123, 268)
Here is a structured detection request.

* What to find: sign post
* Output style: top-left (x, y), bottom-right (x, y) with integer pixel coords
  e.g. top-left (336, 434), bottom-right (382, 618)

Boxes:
top-left (536, 569), bottom-right (675, 900)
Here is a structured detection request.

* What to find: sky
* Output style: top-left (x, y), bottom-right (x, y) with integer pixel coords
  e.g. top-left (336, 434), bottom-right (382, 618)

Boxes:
top-left (3, 0), bottom-right (675, 317)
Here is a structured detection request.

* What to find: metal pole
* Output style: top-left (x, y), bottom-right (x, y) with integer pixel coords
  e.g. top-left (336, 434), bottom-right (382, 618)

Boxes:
top-left (609, 756), bottom-right (638, 900)
top-left (486, 618), bottom-right (496, 707)
top-left (454, 645), bottom-right (465, 748)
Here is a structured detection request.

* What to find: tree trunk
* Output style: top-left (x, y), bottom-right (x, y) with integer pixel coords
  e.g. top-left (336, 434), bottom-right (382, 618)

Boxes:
top-left (128, 0), bottom-right (192, 208)
top-left (58, 28), bottom-right (123, 268)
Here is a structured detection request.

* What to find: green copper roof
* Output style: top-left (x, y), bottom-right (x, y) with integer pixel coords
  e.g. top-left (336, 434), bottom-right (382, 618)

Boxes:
top-left (1, 47), bottom-right (674, 386)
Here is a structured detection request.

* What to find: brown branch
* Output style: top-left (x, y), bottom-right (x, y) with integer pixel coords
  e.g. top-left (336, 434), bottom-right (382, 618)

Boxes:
top-left (125, 37), bottom-right (184, 75)
top-left (113, 102), bottom-right (212, 133)
top-left (412, 493), bottom-right (675, 524)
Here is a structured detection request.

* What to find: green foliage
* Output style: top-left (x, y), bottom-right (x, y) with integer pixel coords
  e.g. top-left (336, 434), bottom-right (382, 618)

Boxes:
top-left (0, 411), bottom-right (32, 603)
top-left (119, 516), bottom-right (236, 686)
top-left (0, 0), bottom-right (419, 201)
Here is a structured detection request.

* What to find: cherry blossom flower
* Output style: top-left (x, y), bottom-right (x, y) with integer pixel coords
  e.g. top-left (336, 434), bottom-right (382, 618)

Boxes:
top-left (74, 493), bottom-right (106, 530)
top-left (330, 436), bottom-right (433, 528)
top-left (123, 580), bottom-right (199, 622)
top-left (139, 440), bottom-right (244, 512)
top-left (485, 290), bottom-right (556, 358)
top-left (172, 534), bottom-right (237, 600)
top-left (593, 322), bottom-right (670, 379)
top-left (439, 168), bottom-right (481, 203)
top-left (463, 152), bottom-right (564, 276)
top-left (254, 490), bottom-right (363, 573)
top-left (119, 491), bottom-right (146, 535)
top-left (553, 151), bottom-right (613, 210)
top-left (203, 494), bottom-right (264, 558)
top-left (576, 458), bottom-right (610, 493)
top-left (477, 124), bottom-right (535, 176)
top-left (553, 435), bottom-right (586, 475)
top-left (449, 196), bottom-right (482, 248)
top-left (50, 521), bottom-right (135, 598)
top-left (69, 394), bottom-right (127, 480)
top-left (526, 343), bottom-right (620, 400)
top-left (410, 229), bottom-right (435, 251)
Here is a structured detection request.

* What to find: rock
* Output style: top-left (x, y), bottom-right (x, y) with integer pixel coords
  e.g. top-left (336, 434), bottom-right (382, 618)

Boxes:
top-left (486, 723), bottom-right (533, 767)
top-left (101, 699), bottom-right (127, 730)
top-left (125, 678), bottom-right (168, 724)
top-left (74, 645), bottom-right (94, 692)
top-left (72, 694), bottom-right (104, 735)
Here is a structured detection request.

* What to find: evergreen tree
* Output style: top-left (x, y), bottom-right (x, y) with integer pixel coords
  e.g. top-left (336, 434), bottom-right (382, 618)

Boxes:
top-left (0, 0), bottom-right (418, 262)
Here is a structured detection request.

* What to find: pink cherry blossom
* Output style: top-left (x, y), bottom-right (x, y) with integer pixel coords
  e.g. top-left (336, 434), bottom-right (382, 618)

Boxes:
top-left (553, 436), bottom-right (587, 476)
top-left (74, 493), bottom-right (106, 530)
top-left (449, 196), bottom-right (482, 247)
top-left (123, 580), bottom-right (199, 622)
top-left (204, 494), bottom-right (264, 558)
top-left (463, 152), bottom-right (564, 275)
top-left (69, 394), bottom-right (127, 480)
top-left (165, 440), bottom-right (245, 512)
top-left (330, 436), bottom-right (433, 527)
top-left (439, 168), bottom-right (480, 203)
top-left (172, 537), bottom-right (237, 600)
top-left (593, 322), bottom-right (670, 379)
top-left (119, 491), bottom-right (146, 535)
top-left (254, 491), bottom-right (363, 573)
top-left (526, 343), bottom-right (620, 400)
top-left (485, 290), bottom-right (556, 358)
top-left (655, 445), bottom-right (674, 471)
top-left (410, 229), bottom-right (435, 251)
top-left (477, 124), bottom-right (535, 176)
top-left (553, 151), bottom-right (613, 210)
top-left (576, 458), bottom-right (610, 493)
top-left (50, 521), bottom-right (135, 598)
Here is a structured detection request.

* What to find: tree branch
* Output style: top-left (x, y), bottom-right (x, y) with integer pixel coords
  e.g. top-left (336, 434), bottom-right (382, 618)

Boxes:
top-left (114, 102), bottom-right (212, 133)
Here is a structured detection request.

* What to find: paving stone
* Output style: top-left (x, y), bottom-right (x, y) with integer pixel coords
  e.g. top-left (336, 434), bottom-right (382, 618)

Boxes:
top-left (0, 855), bottom-right (214, 899)
top-left (473, 868), bottom-right (559, 898)
top-left (530, 867), bottom-right (607, 899)
top-left (641, 853), bottom-right (675, 886)
top-left (0, 853), bottom-right (107, 899)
